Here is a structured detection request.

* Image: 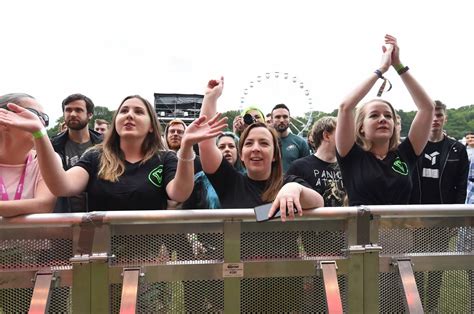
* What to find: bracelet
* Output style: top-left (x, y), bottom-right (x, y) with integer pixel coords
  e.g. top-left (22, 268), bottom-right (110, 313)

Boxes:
top-left (176, 148), bottom-right (196, 162)
top-left (32, 128), bottom-right (47, 139)
top-left (397, 66), bottom-right (410, 75)
top-left (394, 63), bottom-right (405, 72)
top-left (374, 70), bottom-right (392, 97)
top-left (374, 69), bottom-right (384, 79)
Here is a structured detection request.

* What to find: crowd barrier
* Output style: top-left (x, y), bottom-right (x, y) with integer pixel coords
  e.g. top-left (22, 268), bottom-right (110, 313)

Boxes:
top-left (1, 204), bottom-right (473, 313)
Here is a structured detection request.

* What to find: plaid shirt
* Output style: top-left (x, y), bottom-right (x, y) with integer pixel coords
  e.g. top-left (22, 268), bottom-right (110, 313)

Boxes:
top-left (466, 158), bottom-right (474, 204)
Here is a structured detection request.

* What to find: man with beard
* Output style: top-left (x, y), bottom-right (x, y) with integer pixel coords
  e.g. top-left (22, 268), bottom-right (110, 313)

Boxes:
top-left (165, 118), bottom-right (186, 152)
top-left (271, 103), bottom-right (310, 172)
top-left (51, 93), bottom-right (102, 212)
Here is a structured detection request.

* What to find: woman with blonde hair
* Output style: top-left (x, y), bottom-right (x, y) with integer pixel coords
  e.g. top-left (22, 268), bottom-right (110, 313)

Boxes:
top-left (336, 35), bottom-right (434, 205)
top-left (0, 95), bottom-right (226, 210)
top-left (0, 93), bottom-right (56, 217)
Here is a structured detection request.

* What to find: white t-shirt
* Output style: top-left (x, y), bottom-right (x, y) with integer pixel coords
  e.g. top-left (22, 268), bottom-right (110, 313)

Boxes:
top-left (0, 151), bottom-right (42, 200)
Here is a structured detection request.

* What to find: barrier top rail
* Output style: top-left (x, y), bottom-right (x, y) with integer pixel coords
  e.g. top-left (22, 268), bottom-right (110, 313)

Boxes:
top-left (1, 205), bottom-right (473, 228)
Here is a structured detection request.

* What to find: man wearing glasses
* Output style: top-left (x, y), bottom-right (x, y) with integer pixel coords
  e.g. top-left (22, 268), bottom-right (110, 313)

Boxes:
top-left (51, 93), bottom-right (102, 212)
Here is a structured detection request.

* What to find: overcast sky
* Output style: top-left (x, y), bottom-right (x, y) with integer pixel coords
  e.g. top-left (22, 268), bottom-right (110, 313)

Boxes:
top-left (1, 0), bottom-right (473, 125)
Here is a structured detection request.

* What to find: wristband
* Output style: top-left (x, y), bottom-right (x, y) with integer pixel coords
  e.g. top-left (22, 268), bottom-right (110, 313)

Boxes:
top-left (394, 63), bottom-right (405, 72)
top-left (374, 70), bottom-right (392, 97)
top-left (32, 128), bottom-right (47, 139)
top-left (176, 148), bottom-right (196, 162)
top-left (397, 66), bottom-right (410, 75)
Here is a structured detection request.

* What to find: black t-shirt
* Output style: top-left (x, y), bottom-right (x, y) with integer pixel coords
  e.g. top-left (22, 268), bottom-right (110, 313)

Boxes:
top-left (287, 155), bottom-right (346, 207)
top-left (75, 149), bottom-right (177, 210)
top-left (336, 138), bottom-right (418, 206)
top-left (206, 158), bottom-right (310, 208)
top-left (420, 140), bottom-right (444, 204)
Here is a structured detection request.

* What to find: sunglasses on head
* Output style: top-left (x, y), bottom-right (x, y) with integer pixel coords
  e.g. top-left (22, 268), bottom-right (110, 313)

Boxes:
top-left (0, 104), bottom-right (49, 127)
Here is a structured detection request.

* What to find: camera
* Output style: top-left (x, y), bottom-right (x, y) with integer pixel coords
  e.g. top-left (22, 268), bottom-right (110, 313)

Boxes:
top-left (243, 113), bottom-right (256, 125)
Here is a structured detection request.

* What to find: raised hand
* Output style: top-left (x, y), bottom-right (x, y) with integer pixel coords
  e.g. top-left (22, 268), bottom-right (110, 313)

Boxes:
top-left (379, 42), bottom-right (393, 73)
top-left (204, 76), bottom-right (224, 101)
top-left (0, 103), bottom-right (44, 133)
top-left (182, 113), bottom-right (228, 147)
top-left (384, 34), bottom-right (401, 66)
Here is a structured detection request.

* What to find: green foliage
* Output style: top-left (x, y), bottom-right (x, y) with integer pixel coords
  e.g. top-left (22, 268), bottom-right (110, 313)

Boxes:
top-left (220, 110), bottom-right (240, 131)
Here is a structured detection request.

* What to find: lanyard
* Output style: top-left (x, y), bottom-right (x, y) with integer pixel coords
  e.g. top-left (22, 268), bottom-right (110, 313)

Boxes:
top-left (0, 153), bottom-right (32, 201)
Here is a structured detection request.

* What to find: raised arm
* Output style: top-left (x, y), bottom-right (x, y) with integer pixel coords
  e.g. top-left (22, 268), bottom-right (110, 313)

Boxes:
top-left (0, 179), bottom-right (56, 217)
top-left (166, 114), bottom-right (227, 203)
top-left (0, 103), bottom-right (89, 197)
top-left (198, 77), bottom-right (225, 174)
top-left (336, 44), bottom-right (393, 157)
top-left (385, 35), bottom-right (434, 155)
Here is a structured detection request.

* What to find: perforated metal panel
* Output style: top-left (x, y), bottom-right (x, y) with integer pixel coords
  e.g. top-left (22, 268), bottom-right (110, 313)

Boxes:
top-left (241, 230), bottom-right (347, 260)
top-left (0, 287), bottom-right (72, 313)
top-left (379, 270), bottom-right (473, 313)
top-left (110, 279), bottom-right (224, 313)
top-left (379, 226), bottom-right (464, 255)
top-left (241, 275), bottom-right (347, 313)
top-left (0, 238), bottom-right (72, 270)
top-left (111, 232), bottom-right (224, 266)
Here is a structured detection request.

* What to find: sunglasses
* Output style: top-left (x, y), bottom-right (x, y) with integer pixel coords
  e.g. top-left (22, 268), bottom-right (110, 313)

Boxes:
top-left (0, 104), bottom-right (49, 127)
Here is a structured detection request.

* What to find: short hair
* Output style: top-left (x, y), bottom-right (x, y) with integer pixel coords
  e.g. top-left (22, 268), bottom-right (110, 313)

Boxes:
top-left (311, 116), bottom-right (337, 150)
top-left (94, 118), bottom-right (110, 126)
top-left (434, 100), bottom-right (447, 112)
top-left (271, 103), bottom-right (290, 116)
top-left (62, 93), bottom-right (95, 114)
top-left (0, 93), bottom-right (35, 107)
top-left (465, 131), bottom-right (474, 137)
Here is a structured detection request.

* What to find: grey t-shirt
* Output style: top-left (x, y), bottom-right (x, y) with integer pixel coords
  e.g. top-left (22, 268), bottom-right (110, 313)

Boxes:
top-left (64, 140), bottom-right (92, 169)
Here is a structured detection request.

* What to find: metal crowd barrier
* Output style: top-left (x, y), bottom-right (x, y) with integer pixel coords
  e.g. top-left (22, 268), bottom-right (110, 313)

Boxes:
top-left (0, 205), bottom-right (473, 313)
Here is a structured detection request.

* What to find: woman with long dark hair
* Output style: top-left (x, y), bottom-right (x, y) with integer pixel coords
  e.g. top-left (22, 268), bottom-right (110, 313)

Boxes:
top-left (0, 95), bottom-right (226, 210)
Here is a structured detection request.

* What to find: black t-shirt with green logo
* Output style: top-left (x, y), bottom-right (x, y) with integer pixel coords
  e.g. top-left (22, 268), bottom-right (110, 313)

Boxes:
top-left (76, 149), bottom-right (177, 210)
top-left (336, 138), bottom-right (418, 206)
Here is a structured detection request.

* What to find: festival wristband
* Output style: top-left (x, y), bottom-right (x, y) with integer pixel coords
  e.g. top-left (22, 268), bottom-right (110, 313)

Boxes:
top-left (32, 128), bottom-right (47, 139)
top-left (394, 63), bottom-right (405, 72)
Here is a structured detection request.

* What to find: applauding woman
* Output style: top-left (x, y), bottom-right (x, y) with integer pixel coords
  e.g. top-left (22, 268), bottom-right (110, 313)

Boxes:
top-left (0, 95), bottom-right (226, 211)
top-left (196, 78), bottom-right (323, 221)
top-left (336, 35), bottom-right (434, 205)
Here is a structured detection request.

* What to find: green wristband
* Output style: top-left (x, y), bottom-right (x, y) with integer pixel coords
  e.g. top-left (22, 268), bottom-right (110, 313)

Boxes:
top-left (394, 63), bottom-right (405, 72)
top-left (32, 128), bottom-right (47, 139)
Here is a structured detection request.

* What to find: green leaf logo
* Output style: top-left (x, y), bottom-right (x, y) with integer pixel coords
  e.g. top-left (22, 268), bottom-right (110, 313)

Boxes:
top-left (148, 166), bottom-right (163, 187)
top-left (392, 157), bottom-right (408, 176)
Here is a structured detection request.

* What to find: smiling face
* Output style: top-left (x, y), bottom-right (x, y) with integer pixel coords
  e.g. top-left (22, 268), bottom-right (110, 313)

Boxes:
top-left (217, 135), bottom-right (238, 166)
top-left (166, 123), bottom-right (185, 151)
top-left (115, 97), bottom-right (153, 140)
top-left (240, 126), bottom-right (275, 180)
top-left (359, 101), bottom-right (395, 144)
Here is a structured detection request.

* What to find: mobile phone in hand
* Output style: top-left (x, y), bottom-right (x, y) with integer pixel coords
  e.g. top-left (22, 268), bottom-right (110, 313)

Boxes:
top-left (254, 203), bottom-right (279, 222)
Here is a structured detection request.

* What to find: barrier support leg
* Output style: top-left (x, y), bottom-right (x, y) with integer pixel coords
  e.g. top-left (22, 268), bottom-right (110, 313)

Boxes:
top-left (394, 258), bottom-right (424, 314)
top-left (120, 268), bottom-right (141, 314)
top-left (319, 261), bottom-right (343, 314)
top-left (28, 271), bottom-right (54, 314)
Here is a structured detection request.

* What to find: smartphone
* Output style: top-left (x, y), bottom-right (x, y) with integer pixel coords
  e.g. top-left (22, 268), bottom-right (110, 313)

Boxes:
top-left (254, 203), bottom-right (279, 222)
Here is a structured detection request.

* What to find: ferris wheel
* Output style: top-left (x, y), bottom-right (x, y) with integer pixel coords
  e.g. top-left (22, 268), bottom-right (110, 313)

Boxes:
top-left (239, 72), bottom-right (314, 136)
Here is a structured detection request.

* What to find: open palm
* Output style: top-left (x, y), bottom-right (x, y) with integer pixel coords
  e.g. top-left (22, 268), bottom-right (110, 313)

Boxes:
top-left (0, 103), bottom-right (43, 133)
top-left (184, 113), bottom-right (228, 146)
